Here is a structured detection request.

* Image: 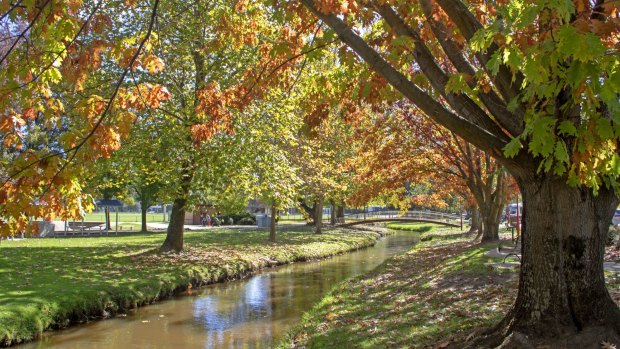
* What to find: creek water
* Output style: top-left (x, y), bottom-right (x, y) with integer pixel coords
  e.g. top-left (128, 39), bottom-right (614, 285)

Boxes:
top-left (20, 231), bottom-right (418, 349)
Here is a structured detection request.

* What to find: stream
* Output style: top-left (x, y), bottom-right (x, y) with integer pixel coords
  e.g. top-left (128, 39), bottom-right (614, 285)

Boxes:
top-left (20, 231), bottom-right (419, 349)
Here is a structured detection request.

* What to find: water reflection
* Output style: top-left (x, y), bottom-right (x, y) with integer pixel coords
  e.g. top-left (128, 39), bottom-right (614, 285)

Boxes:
top-left (18, 231), bottom-right (420, 349)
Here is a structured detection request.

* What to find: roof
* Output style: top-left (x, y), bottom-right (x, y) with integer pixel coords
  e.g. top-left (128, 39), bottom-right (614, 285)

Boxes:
top-left (96, 199), bottom-right (123, 207)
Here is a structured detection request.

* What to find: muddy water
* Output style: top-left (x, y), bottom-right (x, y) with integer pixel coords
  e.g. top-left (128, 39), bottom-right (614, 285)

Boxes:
top-left (20, 231), bottom-right (418, 349)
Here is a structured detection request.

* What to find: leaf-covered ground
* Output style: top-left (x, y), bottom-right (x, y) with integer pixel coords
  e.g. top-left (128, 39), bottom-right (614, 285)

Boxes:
top-left (278, 228), bottom-right (620, 349)
top-left (0, 227), bottom-right (378, 346)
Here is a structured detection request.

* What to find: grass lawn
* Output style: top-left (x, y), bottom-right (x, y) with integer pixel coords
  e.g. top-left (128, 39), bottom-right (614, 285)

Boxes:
top-left (278, 230), bottom-right (620, 349)
top-left (82, 212), bottom-right (166, 223)
top-left (0, 227), bottom-right (379, 346)
top-left (385, 222), bottom-right (442, 233)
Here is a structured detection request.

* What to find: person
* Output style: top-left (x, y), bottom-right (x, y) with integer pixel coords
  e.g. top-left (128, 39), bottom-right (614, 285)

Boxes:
top-left (206, 214), bottom-right (211, 227)
top-left (201, 213), bottom-right (207, 227)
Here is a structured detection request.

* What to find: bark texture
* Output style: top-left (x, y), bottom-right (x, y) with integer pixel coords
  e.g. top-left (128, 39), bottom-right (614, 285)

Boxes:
top-left (490, 176), bottom-right (620, 347)
top-left (159, 197), bottom-right (186, 253)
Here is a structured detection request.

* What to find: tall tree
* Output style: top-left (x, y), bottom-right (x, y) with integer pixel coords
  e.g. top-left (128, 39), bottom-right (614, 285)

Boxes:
top-left (0, 0), bottom-right (169, 235)
top-left (280, 0), bottom-right (620, 345)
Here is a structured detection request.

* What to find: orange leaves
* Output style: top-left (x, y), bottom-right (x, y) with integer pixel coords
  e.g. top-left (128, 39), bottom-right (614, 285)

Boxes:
top-left (315, 0), bottom-right (359, 15)
top-left (141, 54), bottom-right (165, 74)
top-left (116, 84), bottom-right (171, 110)
top-left (89, 125), bottom-right (121, 158)
top-left (191, 83), bottom-right (238, 146)
top-left (0, 114), bottom-right (26, 133)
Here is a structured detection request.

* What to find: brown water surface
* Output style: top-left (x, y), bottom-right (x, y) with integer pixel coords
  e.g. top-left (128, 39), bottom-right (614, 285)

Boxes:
top-left (19, 231), bottom-right (418, 349)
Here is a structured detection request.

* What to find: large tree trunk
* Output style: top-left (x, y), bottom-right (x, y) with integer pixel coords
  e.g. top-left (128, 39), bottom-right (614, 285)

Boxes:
top-left (479, 197), bottom-right (503, 243)
top-left (159, 197), bottom-right (186, 253)
top-left (314, 198), bottom-right (323, 234)
top-left (269, 203), bottom-right (276, 242)
top-left (490, 176), bottom-right (620, 347)
top-left (330, 200), bottom-right (336, 225)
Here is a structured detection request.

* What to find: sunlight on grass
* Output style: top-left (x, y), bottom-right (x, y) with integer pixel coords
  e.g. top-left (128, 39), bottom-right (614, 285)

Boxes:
top-left (0, 228), bottom-right (379, 346)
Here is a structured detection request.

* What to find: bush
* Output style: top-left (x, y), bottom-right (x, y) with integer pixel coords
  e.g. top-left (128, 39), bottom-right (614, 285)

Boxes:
top-left (221, 212), bottom-right (256, 224)
top-left (238, 217), bottom-right (256, 225)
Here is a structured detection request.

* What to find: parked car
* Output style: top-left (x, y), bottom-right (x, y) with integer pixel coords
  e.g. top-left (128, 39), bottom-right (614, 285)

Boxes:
top-left (612, 209), bottom-right (620, 226)
top-left (506, 203), bottom-right (522, 227)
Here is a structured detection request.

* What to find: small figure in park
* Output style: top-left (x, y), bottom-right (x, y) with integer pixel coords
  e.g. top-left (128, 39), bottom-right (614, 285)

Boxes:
top-left (206, 214), bottom-right (211, 227)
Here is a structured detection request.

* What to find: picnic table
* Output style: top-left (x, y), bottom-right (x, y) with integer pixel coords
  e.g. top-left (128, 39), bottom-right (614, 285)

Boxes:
top-left (61, 221), bottom-right (107, 236)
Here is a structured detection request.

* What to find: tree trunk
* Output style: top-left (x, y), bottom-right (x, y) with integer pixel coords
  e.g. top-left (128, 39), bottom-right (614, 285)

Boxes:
top-left (336, 204), bottom-right (345, 223)
top-left (269, 203), bottom-right (276, 242)
top-left (298, 198), bottom-right (316, 225)
top-left (140, 201), bottom-right (148, 233)
top-left (480, 199), bottom-right (503, 243)
top-left (490, 176), bottom-right (620, 347)
top-left (330, 200), bottom-right (336, 225)
top-left (105, 207), bottom-right (111, 230)
top-left (469, 206), bottom-right (481, 234)
top-left (314, 198), bottom-right (323, 234)
top-left (159, 197), bottom-right (186, 253)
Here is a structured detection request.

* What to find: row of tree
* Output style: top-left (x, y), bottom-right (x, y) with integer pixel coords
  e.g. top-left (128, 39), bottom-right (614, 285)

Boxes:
top-left (1, 0), bottom-right (618, 346)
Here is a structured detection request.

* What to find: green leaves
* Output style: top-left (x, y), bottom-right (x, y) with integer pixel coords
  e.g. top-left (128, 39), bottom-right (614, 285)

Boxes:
top-left (503, 137), bottom-right (522, 158)
top-left (557, 26), bottom-right (606, 62)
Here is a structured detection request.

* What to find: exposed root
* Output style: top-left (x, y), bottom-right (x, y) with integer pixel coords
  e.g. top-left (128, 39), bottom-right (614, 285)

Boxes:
top-left (461, 324), bottom-right (620, 349)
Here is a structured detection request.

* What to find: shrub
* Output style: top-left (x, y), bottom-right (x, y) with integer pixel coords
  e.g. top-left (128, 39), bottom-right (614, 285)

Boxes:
top-left (238, 217), bottom-right (256, 225)
top-left (223, 212), bottom-right (257, 224)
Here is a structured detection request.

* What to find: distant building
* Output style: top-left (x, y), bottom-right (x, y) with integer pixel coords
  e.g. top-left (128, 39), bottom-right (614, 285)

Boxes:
top-left (246, 199), bottom-right (268, 214)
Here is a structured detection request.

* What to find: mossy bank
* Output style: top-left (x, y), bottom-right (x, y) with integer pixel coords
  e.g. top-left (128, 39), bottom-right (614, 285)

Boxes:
top-left (0, 227), bottom-right (379, 347)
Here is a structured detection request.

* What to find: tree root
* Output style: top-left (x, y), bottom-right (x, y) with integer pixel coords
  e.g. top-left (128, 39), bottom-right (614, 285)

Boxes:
top-left (462, 325), bottom-right (620, 349)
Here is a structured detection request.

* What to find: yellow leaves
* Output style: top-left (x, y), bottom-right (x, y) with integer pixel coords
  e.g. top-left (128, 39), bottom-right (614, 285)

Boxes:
top-left (141, 54), bottom-right (165, 74)
top-left (315, 0), bottom-right (359, 15)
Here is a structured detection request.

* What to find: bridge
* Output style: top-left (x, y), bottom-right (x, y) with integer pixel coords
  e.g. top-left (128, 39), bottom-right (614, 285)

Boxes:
top-left (334, 210), bottom-right (463, 229)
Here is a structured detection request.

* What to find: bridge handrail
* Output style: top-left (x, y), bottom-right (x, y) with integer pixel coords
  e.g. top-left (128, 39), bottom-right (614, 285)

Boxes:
top-left (344, 210), bottom-right (460, 222)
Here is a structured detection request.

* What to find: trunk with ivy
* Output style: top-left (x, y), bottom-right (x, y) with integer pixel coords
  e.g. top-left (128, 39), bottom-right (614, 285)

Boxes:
top-left (298, 198), bottom-right (317, 225)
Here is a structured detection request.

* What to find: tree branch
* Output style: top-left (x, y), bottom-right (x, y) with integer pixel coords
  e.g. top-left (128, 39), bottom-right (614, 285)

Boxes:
top-left (299, 0), bottom-right (508, 156)
top-left (433, 0), bottom-right (524, 108)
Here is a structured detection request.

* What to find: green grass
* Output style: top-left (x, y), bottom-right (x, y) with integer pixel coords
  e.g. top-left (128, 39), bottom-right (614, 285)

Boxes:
top-left (82, 212), bottom-right (166, 223)
top-left (0, 227), bottom-right (379, 346)
top-left (274, 231), bottom-right (515, 348)
top-left (278, 231), bottom-right (620, 349)
top-left (385, 222), bottom-right (440, 233)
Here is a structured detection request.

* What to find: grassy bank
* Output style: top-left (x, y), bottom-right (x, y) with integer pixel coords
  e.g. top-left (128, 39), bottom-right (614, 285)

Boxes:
top-left (278, 230), bottom-right (620, 349)
top-left (385, 222), bottom-right (441, 233)
top-left (0, 227), bottom-right (379, 346)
